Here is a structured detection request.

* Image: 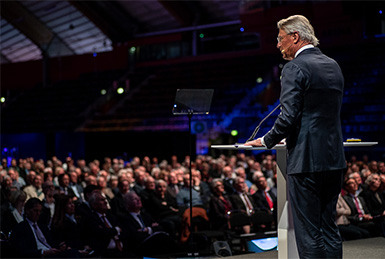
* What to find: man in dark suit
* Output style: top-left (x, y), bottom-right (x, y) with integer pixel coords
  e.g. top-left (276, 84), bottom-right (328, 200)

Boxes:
top-left (81, 191), bottom-right (128, 258)
top-left (343, 178), bottom-right (378, 236)
top-left (119, 192), bottom-right (176, 257)
top-left (252, 176), bottom-right (277, 226)
top-left (10, 198), bottom-right (80, 258)
top-left (246, 15), bottom-right (346, 258)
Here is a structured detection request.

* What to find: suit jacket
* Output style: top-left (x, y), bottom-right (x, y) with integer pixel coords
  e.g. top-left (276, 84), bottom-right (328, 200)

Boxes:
top-left (80, 211), bottom-right (124, 256)
top-left (359, 189), bottom-right (385, 217)
top-left (10, 220), bottom-right (56, 258)
top-left (343, 194), bottom-right (371, 224)
top-left (209, 194), bottom-right (232, 230)
top-left (264, 47), bottom-right (346, 174)
top-left (110, 192), bottom-right (128, 219)
top-left (51, 216), bottom-right (85, 250)
top-left (252, 189), bottom-right (277, 213)
top-left (119, 211), bottom-right (163, 244)
top-left (230, 192), bottom-right (259, 214)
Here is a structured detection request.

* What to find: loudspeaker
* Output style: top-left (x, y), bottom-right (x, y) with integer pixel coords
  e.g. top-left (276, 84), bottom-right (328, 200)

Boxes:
top-left (213, 241), bottom-right (232, 257)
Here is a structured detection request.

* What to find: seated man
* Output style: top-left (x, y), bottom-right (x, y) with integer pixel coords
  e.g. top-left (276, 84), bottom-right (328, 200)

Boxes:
top-left (176, 173), bottom-right (204, 211)
top-left (343, 178), bottom-right (379, 237)
top-left (80, 191), bottom-right (129, 258)
top-left (10, 198), bottom-right (81, 258)
top-left (119, 192), bottom-right (176, 257)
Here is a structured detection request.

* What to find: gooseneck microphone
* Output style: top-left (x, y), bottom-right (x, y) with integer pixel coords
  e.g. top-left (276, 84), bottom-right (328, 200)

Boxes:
top-left (246, 103), bottom-right (282, 143)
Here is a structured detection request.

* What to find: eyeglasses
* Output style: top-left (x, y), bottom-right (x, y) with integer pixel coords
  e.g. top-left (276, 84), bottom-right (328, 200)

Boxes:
top-left (277, 32), bottom-right (296, 43)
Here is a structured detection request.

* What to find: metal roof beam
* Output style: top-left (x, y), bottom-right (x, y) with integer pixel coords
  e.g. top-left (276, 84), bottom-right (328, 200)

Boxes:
top-left (1, 1), bottom-right (53, 49)
top-left (70, 0), bottom-right (136, 43)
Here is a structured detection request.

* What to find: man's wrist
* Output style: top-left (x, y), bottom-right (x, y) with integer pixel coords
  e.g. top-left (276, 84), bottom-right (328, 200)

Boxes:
top-left (260, 136), bottom-right (267, 147)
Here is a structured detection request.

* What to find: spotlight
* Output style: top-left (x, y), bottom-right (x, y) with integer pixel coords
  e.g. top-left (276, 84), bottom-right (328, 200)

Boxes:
top-left (231, 130), bottom-right (238, 136)
top-left (117, 87), bottom-right (124, 94)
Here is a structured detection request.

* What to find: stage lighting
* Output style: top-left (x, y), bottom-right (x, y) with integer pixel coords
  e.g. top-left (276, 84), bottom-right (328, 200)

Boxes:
top-left (117, 88), bottom-right (124, 94)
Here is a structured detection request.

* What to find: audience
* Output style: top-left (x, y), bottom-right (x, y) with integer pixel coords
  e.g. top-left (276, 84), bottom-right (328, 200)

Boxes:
top-left (0, 153), bottom-right (384, 258)
top-left (10, 198), bottom-right (81, 258)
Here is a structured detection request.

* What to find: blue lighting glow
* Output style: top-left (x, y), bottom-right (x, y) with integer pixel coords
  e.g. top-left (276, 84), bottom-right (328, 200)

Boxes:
top-left (93, 52), bottom-right (97, 57)
top-left (380, 10), bottom-right (383, 14)
top-left (240, 27), bottom-right (245, 32)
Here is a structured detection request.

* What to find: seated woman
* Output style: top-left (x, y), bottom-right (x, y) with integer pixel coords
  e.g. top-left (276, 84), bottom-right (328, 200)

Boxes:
top-left (360, 173), bottom-right (385, 236)
top-left (51, 194), bottom-right (92, 254)
top-left (209, 178), bottom-right (232, 231)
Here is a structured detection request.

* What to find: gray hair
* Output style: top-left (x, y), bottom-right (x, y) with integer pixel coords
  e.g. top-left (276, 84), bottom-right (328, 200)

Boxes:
top-left (211, 178), bottom-right (223, 189)
top-left (365, 173), bottom-right (379, 186)
top-left (277, 15), bottom-right (319, 46)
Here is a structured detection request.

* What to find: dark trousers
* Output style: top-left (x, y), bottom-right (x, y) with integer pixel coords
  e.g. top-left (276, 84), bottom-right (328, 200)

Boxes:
top-left (288, 169), bottom-right (343, 259)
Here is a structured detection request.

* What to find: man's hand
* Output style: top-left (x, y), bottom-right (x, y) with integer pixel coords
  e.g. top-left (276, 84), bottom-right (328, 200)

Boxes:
top-left (244, 138), bottom-right (264, 147)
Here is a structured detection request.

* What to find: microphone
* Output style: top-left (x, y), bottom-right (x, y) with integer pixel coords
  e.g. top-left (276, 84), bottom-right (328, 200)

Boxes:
top-left (245, 103), bottom-right (281, 143)
top-left (281, 43), bottom-right (293, 54)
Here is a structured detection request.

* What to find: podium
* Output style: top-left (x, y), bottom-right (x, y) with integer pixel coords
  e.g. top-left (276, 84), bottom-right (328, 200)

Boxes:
top-left (211, 141), bottom-right (377, 258)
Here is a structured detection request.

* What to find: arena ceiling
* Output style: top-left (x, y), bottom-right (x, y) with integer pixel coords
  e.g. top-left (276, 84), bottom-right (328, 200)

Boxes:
top-left (0, 0), bottom-right (251, 64)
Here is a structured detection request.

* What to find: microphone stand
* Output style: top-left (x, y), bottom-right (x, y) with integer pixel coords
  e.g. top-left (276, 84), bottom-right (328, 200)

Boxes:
top-left (246, 103), bottom-right (281, 142)
top-left (187, 110), bottom-right (196, 256)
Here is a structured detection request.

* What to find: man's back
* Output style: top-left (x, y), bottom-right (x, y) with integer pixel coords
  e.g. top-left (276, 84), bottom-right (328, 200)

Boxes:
top-left (280, 47), bottom-right (345, 174)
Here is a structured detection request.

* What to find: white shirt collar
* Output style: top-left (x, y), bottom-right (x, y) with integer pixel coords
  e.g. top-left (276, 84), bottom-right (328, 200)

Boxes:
top-left (295, 44), bottom-right (314, 58)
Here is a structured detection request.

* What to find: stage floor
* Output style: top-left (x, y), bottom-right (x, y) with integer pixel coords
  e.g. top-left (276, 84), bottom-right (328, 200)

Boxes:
top-left (225, 237), bottom-right (385, 259)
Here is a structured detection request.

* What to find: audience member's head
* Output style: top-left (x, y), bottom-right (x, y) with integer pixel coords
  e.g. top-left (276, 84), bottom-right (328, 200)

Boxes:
top-left (24, 198), bottom-right (43, 223)
top-left (88, 191), bottom-right (108, 214)
top-left (344, 178), bottom-right (358, 195)
top-left (123, 192), bottom-right (142, 213)
top-left (365, 173), bottom-right (381, 191)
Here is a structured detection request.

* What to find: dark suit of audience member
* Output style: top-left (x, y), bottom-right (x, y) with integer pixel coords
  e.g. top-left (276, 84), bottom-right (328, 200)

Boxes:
top-left (137, 176), bottom-right (156, 213)
top-left (1, 189), bottom-right (26, 235)
top-left (119, 192), bottom-right (176, 257)
top-left (75, 184), bottom-right (99, 220)
top-left (252, 176), bottom-right (277, 227)
top-left (359, 173), bottom-right (385, 236)
top-left (51, 194), bottom-right (91, 252)
top-left (57, 174), bottom-right (76, 200)
top-left (343, 179), bottom-right (379, 237)
top-left (81, 191), bottom-right (127, 258)
top-left (230, 177), bottom-right (259, 215)
top-left (147, 179), bottom-right (180, 238)
top-left (229, 177), bottom-right (260, 234)
top-left (360, 174), bottom-right (385, 218)
top-left (209, 179), bottom-right (232, 230)
top-left (222, 166), bottom-right (236, 195)
top-left (10, 198), bottom-right (80, 258)
top-left (336, 193), bottom-right (370, 240)
top-left (166, 171), bottom-right (181, 202)
top-left (110, 180), bottom-right (130, 219)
